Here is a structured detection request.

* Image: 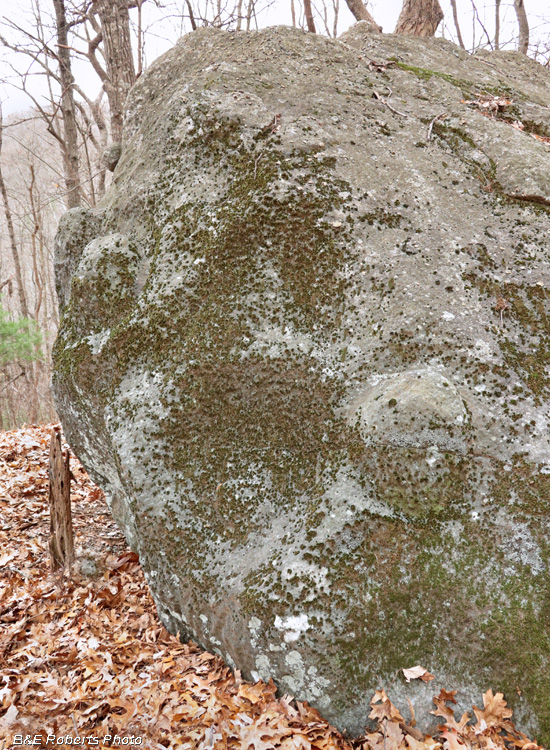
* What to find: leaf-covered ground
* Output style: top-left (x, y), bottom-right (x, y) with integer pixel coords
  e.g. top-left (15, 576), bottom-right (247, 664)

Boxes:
top-left (0, 425), bottom-right (544, 749)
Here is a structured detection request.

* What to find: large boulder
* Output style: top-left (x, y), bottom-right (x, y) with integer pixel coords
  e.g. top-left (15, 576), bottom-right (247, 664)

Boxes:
top-left (53, 24), bottom-right (550, 739)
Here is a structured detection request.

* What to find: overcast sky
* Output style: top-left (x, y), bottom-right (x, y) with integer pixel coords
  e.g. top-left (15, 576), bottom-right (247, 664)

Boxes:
top-left (0, 0), bottom-right (548, 116)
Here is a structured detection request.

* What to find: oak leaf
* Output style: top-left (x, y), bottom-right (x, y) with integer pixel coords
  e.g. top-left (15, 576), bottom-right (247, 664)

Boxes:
top-left (234, 717), bottom-right (291, 750)
top-left (279, 733), bottom-right (312, 749)
top-left (369, 689), bottom-right (405, 723)
top-left (432, 696), bottom-right (470, 734)
top-left (406, 734), bottom-right (442, 750)
top-left (435, 689), bottom-right (458, 704)
top-left (440, 730), bottom-right (468, 750)
top-left (473, 690), bottom-right (512, 731)
top-left (238, 679), bottom-right (277, 705)
top-left (403, 666), bottom-right (435, 683)
top-left (384, 719), bottom-right (406, 750)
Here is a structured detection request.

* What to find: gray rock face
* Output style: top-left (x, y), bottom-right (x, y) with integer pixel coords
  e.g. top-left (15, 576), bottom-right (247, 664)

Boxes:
top-left (102, 142), bottom-right (122, 172)
top-left (53, 25), bottom-right (550, 739)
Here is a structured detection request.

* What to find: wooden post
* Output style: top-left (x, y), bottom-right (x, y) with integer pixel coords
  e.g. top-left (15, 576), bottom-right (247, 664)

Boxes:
top-left (48, 427), bottom-right (74, 570)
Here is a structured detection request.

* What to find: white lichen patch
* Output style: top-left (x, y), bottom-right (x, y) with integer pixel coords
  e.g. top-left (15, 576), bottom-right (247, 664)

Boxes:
top-left (254, 653), bottom-right (273, 683)
top-left (85, 328), bottom-right (111, 355)
top-left (248, 617), bottom-right (262, 647)
top-left (274, 613), bottom-right (310, 643)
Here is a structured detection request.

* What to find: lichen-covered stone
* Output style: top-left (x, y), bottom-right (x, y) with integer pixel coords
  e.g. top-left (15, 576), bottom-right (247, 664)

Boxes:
top-left (103, 142), bottom-right (122, 172)
top-left (52, 25), bottom-right (550, 739)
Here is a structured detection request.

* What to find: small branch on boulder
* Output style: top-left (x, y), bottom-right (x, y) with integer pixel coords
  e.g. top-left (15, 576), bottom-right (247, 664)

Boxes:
top-left (372, 88), bottom-right (408, 118)
top-left (495, 296), bottom-right (510, 326)
top-left (505, 192), bottom-right (550, 207)
top-left (427, 113), bottom-right (447, 140)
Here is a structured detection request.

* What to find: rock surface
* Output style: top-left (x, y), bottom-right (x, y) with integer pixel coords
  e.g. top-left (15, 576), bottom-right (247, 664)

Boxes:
top-left (53, 24), bottom-right (550, 739)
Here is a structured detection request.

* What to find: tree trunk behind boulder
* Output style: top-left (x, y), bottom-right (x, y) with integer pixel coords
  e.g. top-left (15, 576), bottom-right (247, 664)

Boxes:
top-left (343, 0), bottom-right (382, 32)
top-left (303, 0), bottom-right (316, 33)
top-left (93, 0), bottom-right (136, 142)
top-left (513, 0), bottom-right (529, 54)
top-left (395, 0), bottom-right (444, 36)
top-left (52, 0), bottom-right (82, 209)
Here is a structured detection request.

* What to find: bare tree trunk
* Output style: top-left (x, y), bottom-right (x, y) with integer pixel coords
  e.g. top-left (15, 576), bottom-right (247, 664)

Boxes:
top-left (215, 0), bottom-right (222, 26)
top-left (77, 116), bottom-right (96, 207)
top-left (450, 0), bottom-right (465, 48)
top-left (28, 166), bottom-right (44, 319)
top-left (0, 107), bottom-right (29, 318)
top-left (303, 0), bottom-right (316, 32)
top-left (136, 0), bottom-right (144, 76)
top-left (28, 364), bottom-right (39, 424)
top-left (246, 0), bottom-right (254, 29)
top-left (333, 0), bottom-right (339, 37)
top-left (48, 427), bottom-right (74, 571)
top-left (52, 0), bottom-right (82, 208)
top-left (513, 0), bottom-right (529, 54)
top-left (343, 0), bottom-right (382, 30)
top-left (78, 90), bottom-right (108, 200)
top-left (495, 0), bottom-right (501, 49)
top-left (395, 0), bottom-right (444, 36)
top-left (93, 0), bottom-right (136, 142)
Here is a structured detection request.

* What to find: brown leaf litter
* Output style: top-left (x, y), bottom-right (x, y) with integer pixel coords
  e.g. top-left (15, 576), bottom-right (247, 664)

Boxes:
top-left (0, 425), bottom-right (545, 750)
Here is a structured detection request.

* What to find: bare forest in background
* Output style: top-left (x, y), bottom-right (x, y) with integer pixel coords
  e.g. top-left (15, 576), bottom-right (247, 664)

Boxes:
top-left (0, 0), bottom-right (548, 430)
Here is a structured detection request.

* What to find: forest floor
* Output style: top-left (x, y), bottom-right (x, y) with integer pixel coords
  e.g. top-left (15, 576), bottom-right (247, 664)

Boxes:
top-left (0, 425), bottom-right (544, 750)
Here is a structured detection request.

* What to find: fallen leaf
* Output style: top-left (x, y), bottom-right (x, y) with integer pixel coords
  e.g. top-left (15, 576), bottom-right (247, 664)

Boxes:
top-left (473, 690), bottom-right (513, 731)
top-left (403, 666), bottom-right (435, 683)
top-left (440, 729), bottom-right (466, 750)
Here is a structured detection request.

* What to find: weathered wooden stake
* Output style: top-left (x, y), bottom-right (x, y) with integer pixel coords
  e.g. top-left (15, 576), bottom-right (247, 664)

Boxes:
top-left (48, 427), bottom-right (74, 571)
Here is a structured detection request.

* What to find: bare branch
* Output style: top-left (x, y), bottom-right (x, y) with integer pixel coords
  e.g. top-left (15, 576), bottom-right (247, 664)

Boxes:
top-left (449, 0), bottom-right (465, 49)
